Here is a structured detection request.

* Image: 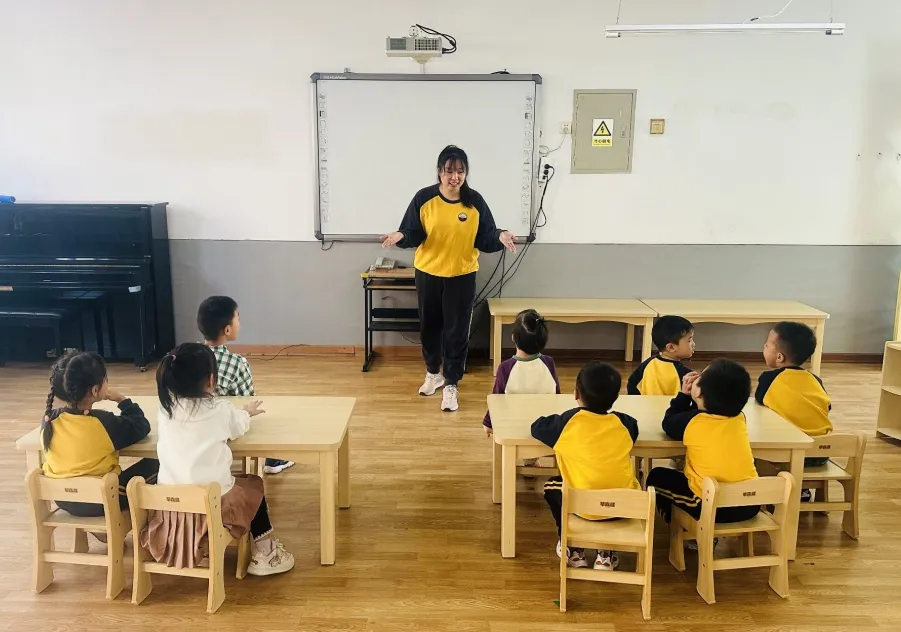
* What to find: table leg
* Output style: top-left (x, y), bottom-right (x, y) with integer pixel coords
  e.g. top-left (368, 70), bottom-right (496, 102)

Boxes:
top-left (641, 318), bottom-right (654, 361)
top-left (811, 319), bottom-right (826, 376)
top-left (492, 439), bottom-right (502, 504)
top-left (26, 449), bottom-right (41, 473)
top-left (501, 445), bottom-right (517, 558)
top-left (338, 430), bottom-right (351, 509)
top-left (624, 324), bottom-right (635, 362)
top-left (319, 450), bottom-right (337, 565)
top-left (786, 448), bottom-right (804, 561)
top-left (489, 313), bottom-right (495, 363)
top-left (492, 317), bottom-right (503, 376)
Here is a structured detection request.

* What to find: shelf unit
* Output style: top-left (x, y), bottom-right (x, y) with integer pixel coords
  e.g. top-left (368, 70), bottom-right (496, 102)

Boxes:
top-left (877, 341), bottom-right (901, 441)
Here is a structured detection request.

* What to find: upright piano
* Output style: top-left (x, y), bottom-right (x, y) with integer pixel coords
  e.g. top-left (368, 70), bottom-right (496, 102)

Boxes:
top-left (0, 203), bottom-right (175, 368)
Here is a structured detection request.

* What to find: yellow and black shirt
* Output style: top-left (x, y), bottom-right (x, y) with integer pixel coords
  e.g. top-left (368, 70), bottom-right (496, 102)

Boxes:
top-left (41, 399), bottom-right (151, 479)
top-left (397, 184), bottom-right (504, 278)
top-left (627, 355), bottom-right (692, 396)
top-left (756, 366), bottom-right (832, 437)
top-left (662, 393), bottom-right (758, 498)
top-left (531, 407), bottom-right (641, 498)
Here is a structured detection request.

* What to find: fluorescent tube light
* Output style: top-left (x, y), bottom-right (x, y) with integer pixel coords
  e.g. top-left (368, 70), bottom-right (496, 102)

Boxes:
top-left (605, 22), bottom-right (845, 38)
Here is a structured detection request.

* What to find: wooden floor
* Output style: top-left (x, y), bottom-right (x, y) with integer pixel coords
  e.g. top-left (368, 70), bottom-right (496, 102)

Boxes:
top-left (1, 356), bottom-right (899, 631)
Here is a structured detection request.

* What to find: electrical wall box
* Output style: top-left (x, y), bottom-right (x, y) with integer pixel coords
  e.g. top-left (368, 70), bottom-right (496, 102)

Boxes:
top-left (570, 89), bottom-right (636, 174)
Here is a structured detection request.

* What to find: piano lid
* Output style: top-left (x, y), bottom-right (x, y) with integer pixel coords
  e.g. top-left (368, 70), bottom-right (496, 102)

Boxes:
top-left (0, 203), bottom-right (167, 259)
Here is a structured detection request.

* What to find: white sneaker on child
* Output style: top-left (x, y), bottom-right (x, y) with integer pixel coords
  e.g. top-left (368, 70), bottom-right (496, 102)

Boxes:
top-left (555, 540), bottom-right (589, 568)
top-left (441, 385), bottom-right (459, 412)
top-left (247, 538), bottom-right (295, 576)
top-left (263, 460), bottom-right (295, 475)
top-left (419, 372), bottom-right (445, 396)
top-left (594, 550), bottom-right (619, 571)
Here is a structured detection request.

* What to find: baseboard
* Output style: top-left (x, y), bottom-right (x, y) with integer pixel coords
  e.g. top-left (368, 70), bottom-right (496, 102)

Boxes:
top-left (229, 344), bottom-right (882, 364)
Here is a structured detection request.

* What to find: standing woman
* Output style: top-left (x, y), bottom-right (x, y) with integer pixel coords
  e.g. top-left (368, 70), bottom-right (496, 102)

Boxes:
top-left (382, 145), bottom-right (517, 412)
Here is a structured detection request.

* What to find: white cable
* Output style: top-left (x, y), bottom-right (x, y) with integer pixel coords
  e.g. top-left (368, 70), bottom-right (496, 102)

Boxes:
top-left (745, 0), bottom-right (797, 23)
top-left (539, 135), bottom-right (567, 157)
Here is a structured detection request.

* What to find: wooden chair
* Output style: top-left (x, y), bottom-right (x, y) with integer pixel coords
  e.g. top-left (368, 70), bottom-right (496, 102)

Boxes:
top-left (669, 472), bottom-right (793, 605)
top-left (559, 482), bottom-right (656, 620)
top-left (800, 432), bottom-right (866, 539)
top-left (25, 468), bottom-right (131, 599)
top-left (126, 476), bottom-right (251, 613)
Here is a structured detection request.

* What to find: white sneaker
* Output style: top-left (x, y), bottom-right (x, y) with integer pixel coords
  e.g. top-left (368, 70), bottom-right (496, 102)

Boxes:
top-left (263, 459), bottom-right (295, 475)
top-left (248, 538), bottom-right (295, 576)
top-left (594, 550), bottom-right (619, 571)
top-left (555, 540), bottom-right (589, 568)
top-left (441, 385), bottom-right (459, 412)
top-left (418, 372), bottom-right (446, 396)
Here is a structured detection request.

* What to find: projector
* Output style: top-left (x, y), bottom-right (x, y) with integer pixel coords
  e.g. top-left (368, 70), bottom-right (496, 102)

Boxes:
top-left (385, 36), bottom-right (443, 62)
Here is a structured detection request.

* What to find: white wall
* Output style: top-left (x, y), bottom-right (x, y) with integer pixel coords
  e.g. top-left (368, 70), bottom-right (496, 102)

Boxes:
top-left (0, 0), bottom-right (899, 244)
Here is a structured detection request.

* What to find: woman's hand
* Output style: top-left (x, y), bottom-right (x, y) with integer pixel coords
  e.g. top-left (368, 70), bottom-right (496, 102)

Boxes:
top-left (381, 232), bottom-right (404, 248)
top-left (499, 230), bottom-right (517, 253)
top-left (243, 400), bottom-right (265, 417)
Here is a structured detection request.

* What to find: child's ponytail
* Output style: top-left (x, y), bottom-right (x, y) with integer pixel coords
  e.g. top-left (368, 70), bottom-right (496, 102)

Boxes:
top-left (156, 352), bottom-right (178, 417)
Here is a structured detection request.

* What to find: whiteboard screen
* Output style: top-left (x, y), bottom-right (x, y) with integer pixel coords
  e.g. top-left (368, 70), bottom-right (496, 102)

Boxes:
top-left (313, 74), bottom-right (539, 240)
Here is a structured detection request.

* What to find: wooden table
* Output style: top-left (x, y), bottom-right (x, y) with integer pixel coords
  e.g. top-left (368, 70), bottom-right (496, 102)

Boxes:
top-left (487, 298), bottom-right (657, 375)
top-left (488, 394), bottom-right (812, 560)
top-left (15, 395), bottom-right (355, 566)
top-left (640, 299), bottom-right (830, 375)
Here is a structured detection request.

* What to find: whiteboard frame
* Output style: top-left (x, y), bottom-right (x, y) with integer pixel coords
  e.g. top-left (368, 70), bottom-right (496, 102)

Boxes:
top-left (310, 72), bottom-right (543, 242)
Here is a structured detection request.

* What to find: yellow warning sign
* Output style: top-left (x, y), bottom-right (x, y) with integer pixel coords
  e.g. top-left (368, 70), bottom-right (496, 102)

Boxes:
top-left (592, 118), bottom-right (613, 147)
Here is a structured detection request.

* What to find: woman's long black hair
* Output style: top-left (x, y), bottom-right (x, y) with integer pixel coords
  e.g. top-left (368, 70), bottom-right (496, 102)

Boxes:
top-left (437, 145), bottom-right (475, 208)
top-left (41, 351), bottom-right (107, 451)
top-left (156, 342), bottom-right (218, 417)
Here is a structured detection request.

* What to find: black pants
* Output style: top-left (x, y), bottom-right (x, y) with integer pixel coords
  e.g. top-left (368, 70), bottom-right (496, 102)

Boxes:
top-left (543, 477), bottom-right (565, 537)
top-left (805, 456), bottom-right (829, 467)
top-left (415, 269), bottom-right (476, 386)
top-left (250, 497), bottom-right (273, 540)
top-left (646, 467), bottom-right (760, 524)
top-left (57, 458), bottom-right (160, 518)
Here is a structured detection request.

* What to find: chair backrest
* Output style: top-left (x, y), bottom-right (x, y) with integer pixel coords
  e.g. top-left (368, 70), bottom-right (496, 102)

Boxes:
top-left (26, 468), bottom-right (118, 505)
top-left (704, 472), bottom-right (794, 510)
top-left (126, 477), bottom-right (228, 557)
top-left (564, 484), bottom-right (656, 521)
top-left (807, 432), bottom-right (865, 459)
top-left (127, 479), bottom-right (219, 514)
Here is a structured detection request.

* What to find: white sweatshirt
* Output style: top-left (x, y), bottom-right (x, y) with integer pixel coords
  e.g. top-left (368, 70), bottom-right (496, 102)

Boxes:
top-left (156, 398), bottom-right (251, 495)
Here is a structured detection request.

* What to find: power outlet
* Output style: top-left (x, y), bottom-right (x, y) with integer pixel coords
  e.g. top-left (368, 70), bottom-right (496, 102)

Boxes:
top-left (559, 122), bottom-right (572, 135)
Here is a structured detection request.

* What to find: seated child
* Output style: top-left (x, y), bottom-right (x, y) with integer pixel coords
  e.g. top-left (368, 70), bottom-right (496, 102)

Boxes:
top-left (531, 361), bottom-right (640, 570)
top-left (627, 315), bottom-right (695, 395)
top-left (647, 359), bottom-right (760, 526)
top-left (198, 295), bottom-right (293, 475)
top-left (144, 342), bottom-right (295, 575)
top-left (757, 321), bottom-right (831, 499)
top-left (40, 351), bottom-right (158, 519)
top-left (483, 308), bottom-right (560, 436)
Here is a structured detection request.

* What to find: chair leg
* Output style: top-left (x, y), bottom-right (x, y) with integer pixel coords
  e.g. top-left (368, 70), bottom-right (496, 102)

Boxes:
top-left (559, 540), bottom-right (567, 612)
top-left (743, 532), bottom-right (755, 557)
top-left (236, 533), bottom-right (251, 580)
top-left (839, 479), bottom-right (860, 539)
top-left (73, 528), bottom-right (89, 553)
top-left (641, 548), bottom-right (652, 621)
top-left (105, 535), bottom-right (125, 600)
top-left (767, 529), bottom-right (790, 598)
top-left (668, 521), bottom-right (686, 572)
top-left (131, 544), bottom-right (153, 605)
top-left (815, 480), bottom-right (831, 516)
top-left (207, 549), bottom-right (227, 613)
top-left (32, 526), bottom-right (54, 594)
top-left (696, 530), bottom-right (716, 605)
